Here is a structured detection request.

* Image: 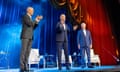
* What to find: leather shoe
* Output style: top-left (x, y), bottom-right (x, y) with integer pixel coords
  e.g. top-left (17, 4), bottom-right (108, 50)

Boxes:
top-left (58, 67), bottom-right (62, 70)
top-left (66, 66), bottom-right (70, 70)
top-left (20, 69), bottom-right (25, 72)
top-left (25, 70), bottom-right (34, 72)
top-left (88, 65), bottom-right (94, 68)
top-left (81, 65), bottom-right (86, 68)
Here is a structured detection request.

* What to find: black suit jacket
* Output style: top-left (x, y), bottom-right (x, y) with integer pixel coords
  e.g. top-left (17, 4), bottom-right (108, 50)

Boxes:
top-left (56, 22), bottom-right (69, 42)
top-left (20, 14), bottom-right (38, 39)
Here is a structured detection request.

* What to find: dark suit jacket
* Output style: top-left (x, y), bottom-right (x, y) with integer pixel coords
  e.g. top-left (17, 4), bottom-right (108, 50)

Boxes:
top-left (20, 14), bottom-right (38, 39)
top-left (77, 30), bottom-right (92, 48)
top-left (56, 22), bottom-right (69, 42)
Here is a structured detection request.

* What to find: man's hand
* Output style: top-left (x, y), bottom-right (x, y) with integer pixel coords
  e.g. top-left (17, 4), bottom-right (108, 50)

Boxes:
top-left (37, 15), bottom-right (43, 20)
top-left (35, 15), bottom-right (43, 22)
top-left (73, 25), bottom-right (78, 30)
top-left (78, 44), bottom-right (80, 49)
top-left (90, 44), bottom-right (92, 48)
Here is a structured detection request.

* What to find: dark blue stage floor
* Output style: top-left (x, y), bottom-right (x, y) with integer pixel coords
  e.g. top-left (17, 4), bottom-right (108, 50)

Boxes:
top-left (0, 66), bottom-right (120, 72)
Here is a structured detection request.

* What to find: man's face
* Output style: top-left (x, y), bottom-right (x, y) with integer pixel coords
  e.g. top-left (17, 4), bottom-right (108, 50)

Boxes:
top-left (28, 8), bottom-right (34, 16)
top-left (60, 14), bottom-right (66, 22)
top-left (81, 23), bottom-right (86, 29)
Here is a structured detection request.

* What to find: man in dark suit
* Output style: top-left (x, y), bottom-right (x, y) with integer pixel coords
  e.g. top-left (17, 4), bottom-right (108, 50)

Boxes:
top-left (20, 7), bottom-right (43, 72)
top-left (56, 14), bottom-right (70, 70)
top-left (77, 21), bottom-right (93, 68)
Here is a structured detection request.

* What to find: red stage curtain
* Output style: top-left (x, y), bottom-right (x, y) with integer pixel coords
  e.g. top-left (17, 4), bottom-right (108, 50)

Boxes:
top-left (79, 0), bottom-right (118, 65)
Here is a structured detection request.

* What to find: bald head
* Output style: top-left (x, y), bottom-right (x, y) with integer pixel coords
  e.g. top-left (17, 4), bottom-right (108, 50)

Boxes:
top-left (60, 14), bottom-right (66, 23)
top-left (26, 7), bottom-right (34, 16)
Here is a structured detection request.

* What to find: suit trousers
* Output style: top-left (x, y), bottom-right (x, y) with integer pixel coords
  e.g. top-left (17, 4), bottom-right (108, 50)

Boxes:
top-left (56, 41), bottom-right (69, 68)
top-left (80, 47), bottom-right (90, 66)
top-left (20, 39), bottom-right (32, 70)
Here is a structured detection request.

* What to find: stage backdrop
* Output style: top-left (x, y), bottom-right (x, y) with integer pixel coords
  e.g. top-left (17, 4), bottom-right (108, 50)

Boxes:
top-left (0, 0), bottom-right (72, 68)
top-left (50, 0), bottom-right (119, 65)
top-left (0, 0), bottom-right (118, 68)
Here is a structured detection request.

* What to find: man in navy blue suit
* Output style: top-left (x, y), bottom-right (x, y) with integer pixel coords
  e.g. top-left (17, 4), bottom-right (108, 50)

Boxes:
top-left (77, 21), bottom-right (93, 68)
top-left (56, 14), bottom-right (70, 70)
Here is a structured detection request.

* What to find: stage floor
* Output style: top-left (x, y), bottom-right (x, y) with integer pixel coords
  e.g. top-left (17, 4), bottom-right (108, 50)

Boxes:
top-left (0, 66), bottom-right (120, 72)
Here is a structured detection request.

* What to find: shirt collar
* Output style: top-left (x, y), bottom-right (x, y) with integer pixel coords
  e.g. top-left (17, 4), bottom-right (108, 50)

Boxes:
top-left (82, 29), bottom-right (86, 31)
top-left (27, 13), bottom-right (32, 19)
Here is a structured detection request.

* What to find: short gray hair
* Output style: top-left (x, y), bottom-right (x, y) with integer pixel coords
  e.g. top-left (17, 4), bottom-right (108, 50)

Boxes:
top-left (26, 7), bottom-right (33, 12)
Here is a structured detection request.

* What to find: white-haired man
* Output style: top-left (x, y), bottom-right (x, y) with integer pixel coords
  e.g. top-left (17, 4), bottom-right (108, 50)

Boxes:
top-left (20, 7), bottom-right (43, 72)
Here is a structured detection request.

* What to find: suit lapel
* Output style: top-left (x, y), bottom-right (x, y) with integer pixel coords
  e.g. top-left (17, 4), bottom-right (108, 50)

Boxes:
top-left (60, 23), bottom-right (64, 30)
top-left (26, 14), bottom-right (34, 27)
top-left (60, 22), bottom-right (67, 31)
top-left (26, 14), bottom-right (32, 21)
top-left (81, 30), bottom-right (86, 37)
top-left (81, 30), bottom-right (87, 46)
top-left (86, 30), bottom-right (88, 37)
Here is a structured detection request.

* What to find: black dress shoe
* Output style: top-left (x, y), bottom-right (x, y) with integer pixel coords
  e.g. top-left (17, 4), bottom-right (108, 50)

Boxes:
top-left (20, 69), bottom-right (25, 72)
top-left (81, 65), bottom-right (86, 68)
top-left (88, 65), bottom-right (94, 68)
top-left (58, 67), bottom-right (62, 70)
top-left (24, 70), bottom-right (34, 72)
top-left (66, 66), bottom-right (70, 70)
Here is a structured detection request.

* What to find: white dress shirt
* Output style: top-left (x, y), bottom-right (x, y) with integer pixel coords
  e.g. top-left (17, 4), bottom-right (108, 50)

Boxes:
top-left (63, 23), bottom-right (66, 30)
top-left (83, 29), bottom-right (86, 36)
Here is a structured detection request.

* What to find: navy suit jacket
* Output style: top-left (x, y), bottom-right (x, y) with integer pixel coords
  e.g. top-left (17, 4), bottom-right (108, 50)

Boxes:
top-left (77, 30), bottom-right (92, 48)
top-left (56, 22), bottom-right (69, 42)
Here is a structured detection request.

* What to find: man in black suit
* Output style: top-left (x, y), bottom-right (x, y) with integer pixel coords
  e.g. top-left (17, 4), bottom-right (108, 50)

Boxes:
top-left (56, 14), bottom-right (70, 70)
top-left (20, 7), bottom-right (43, 72)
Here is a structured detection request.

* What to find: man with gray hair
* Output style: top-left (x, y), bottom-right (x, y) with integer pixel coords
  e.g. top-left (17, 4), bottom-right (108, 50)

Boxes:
top-left (56, 14), bottom-right (70, 70)
top-left (77, 21), bottom-right (93, 68)
top-left (20, 7), bottom-right (43, 72)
